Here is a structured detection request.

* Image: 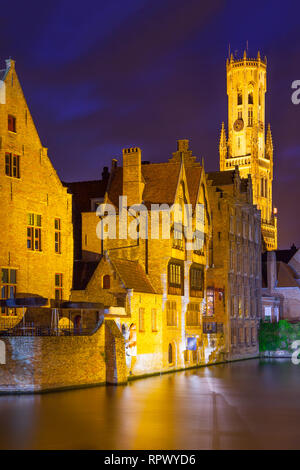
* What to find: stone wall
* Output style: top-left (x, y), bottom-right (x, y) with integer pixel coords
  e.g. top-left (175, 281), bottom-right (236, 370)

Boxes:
top-left (0, 319), bottom-right (127, 393)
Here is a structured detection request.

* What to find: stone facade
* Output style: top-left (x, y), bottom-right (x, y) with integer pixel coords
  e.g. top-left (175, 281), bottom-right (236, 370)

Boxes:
top-left (206, 168), bottom-right (261, 360)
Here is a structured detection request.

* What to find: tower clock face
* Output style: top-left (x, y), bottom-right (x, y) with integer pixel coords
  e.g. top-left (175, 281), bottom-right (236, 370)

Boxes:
top-left (233, 118), bottom-right (244, 132)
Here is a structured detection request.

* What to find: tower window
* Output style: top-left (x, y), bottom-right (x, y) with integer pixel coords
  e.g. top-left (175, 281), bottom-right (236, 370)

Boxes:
top-left (237, 92), bottom-right (242, 105)
top-left (248, 92), bottom-right (253, 105)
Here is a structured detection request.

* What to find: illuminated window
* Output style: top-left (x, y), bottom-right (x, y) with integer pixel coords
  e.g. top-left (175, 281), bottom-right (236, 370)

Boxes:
top-left (8, 114), bottom-right (16, 132)
top-left (103, 274), bottom-right (110, 289)
top-left (1, 268), bottom-right (17, 316)
top-left (139, 308), bottom-right (145, 332)
top-left (5, 153), bottom-right (20, 178)
top-left (55, 273), bottom-right (63, 300)
top-left (151, 308), bottom-right (158, 331)
top-left (186, 303), bottom-right (200, 326)
top-left (54, 218), bottom-right (61, 253)
top-left (166, 301), bottom-right (177, 326)
top-left (27, 213), bottom-right (42, 251)
top-left (193, 230), bottom-right (204, 253)
top-left (206, 287), bottom-right (214, 316)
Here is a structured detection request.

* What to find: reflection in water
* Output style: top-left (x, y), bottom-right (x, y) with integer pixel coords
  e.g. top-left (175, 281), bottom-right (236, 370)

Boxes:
top-left (0, 359), bottom-right (300, 449)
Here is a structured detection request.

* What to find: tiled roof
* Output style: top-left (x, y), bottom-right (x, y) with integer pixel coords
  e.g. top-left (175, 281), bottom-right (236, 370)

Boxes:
top-left (141, 162), bottom-right (181, 205)
top-left (110, 258), bottom-right (156, 293)
top-left (206, 170), bottom-right (235, 186)
top-left (73, 260), bottom-right (99, 290)
top-left (185, 166), bottom-right (202, 210)
top-left (107, 162), bottom-right (181, 208)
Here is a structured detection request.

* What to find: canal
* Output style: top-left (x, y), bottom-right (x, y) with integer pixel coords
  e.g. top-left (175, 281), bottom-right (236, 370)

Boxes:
top-left (0, 358), bottom-right (299, 450)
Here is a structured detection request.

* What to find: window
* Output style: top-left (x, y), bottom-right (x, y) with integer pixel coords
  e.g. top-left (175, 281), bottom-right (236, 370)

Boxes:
top-left (251, 327), bottom-right (256, 344)
top-left (151, 308), bottom-right (158, 331)
top-left (206, 287), bottom-right (214, 316)
top-left (27, 213), bottom-right (42, 251)
top-left (168, 262), bottom-right (183, 295)
top-left (54, 218), bottom-right (61, 253)
top-left (237, 91), bottom-right (242, 105)
top-left (190, 266), bottom-right (204, 297)
top-left (238, 327), bottom-right (244, 344)
top-left (139, 308), bottom-right (145, 332)
top-left (5, 153), bottom-right (20, 178)
top-left (55, 273), bottom-right (63, 300)
top-left (103, 274), bottom-right (110, 289)
top-left (203, 322), bottom-right (217, 334)
top-left (186, 303), bottom-right (200, 326)
top-left (1, 268), bottom-right (17, 316)
top-left (8, 114), bottom-right (16, 132)
top-left (248, 91), bottom-right (253, 105)
top-left (166, 301), bottom-right (177, 326)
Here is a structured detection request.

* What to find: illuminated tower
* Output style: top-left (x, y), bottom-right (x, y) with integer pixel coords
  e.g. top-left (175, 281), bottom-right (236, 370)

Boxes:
top-left (219, 50), bottom-right (277, 250)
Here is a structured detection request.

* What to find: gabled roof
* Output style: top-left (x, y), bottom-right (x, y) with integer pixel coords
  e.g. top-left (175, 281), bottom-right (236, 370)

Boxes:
top-left (185, 166), bottom-right (203, 210)
top-left (110, 258), bottom-right (156, 294)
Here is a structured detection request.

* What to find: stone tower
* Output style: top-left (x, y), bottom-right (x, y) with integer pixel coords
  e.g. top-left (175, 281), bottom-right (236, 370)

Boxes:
top-left (219, 51), bottom-right (277, 250)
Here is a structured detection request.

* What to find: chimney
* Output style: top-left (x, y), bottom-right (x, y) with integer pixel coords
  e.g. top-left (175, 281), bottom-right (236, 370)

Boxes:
top-left (122, 147), bottom-right (143, 207)
top-left (267, 251), bottom-right (277, 291)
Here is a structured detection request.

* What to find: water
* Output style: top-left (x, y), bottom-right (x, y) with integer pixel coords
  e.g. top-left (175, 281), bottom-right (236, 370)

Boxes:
top-left (0, 358), bottom-right (300, 450)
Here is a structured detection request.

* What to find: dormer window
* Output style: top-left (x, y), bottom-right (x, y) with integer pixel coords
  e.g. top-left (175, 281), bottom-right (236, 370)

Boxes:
top-left (8, 114), bottom-right (16, 133)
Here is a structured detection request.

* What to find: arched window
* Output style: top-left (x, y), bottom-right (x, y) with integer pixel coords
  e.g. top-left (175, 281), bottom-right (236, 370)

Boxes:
top-left (248, 91), bottom-right (253, 105)
top-left (103, 274), bottom-right (110, 289)
top-left (168, 343), bottom-right (173, 364)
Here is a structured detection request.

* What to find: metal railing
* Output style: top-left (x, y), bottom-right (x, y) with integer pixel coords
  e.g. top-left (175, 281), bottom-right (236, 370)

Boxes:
top-left (0, 321), bottom-right (103, 337)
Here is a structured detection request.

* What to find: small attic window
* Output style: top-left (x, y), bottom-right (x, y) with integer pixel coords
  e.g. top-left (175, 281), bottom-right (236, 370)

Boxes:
top-left (8, 114), bottom-right (16, 133)
top-left (103, 274), bottom-right (110, 289)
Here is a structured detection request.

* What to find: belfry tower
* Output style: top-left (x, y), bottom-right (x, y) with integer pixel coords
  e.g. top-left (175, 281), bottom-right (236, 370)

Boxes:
top-left (219, 50), bottom-right (277, 250)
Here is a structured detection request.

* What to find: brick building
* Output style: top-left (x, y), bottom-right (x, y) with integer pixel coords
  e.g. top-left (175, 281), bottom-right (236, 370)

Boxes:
top-left (0, 59), bottom-right (73, 329)
top-left (206, 167), bottom-right (262, 360)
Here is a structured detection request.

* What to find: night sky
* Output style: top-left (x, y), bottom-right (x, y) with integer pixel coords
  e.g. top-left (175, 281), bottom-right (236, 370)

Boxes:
top-left (1, 0), bottom-right (300, 248)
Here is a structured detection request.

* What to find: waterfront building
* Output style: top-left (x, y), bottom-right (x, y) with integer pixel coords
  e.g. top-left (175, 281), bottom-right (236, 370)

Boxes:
top-left (206, 168), bottom-right (262, 360)
top-left (0, 59), bottom-right (73, 329)
top-left (70, 140), bottom-right (214, 375)
top-left (219, 51), bottom-right (277, 250)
